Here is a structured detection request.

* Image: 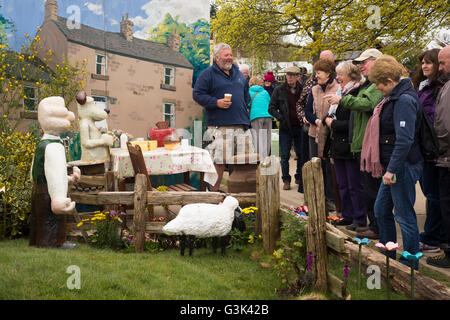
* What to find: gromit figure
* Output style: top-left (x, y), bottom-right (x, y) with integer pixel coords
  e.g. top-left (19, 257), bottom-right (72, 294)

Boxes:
top-left (29, 96), bottom-right (81, 249)
top-left (76, 91), bottom-right (114, 162)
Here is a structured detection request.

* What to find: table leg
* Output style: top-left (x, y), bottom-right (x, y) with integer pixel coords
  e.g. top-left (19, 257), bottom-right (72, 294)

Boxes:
top-left (200, 172), bottom-right (206, 191)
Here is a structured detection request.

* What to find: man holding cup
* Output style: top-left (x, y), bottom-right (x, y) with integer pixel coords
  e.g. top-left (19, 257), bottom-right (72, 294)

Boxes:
top-left (193, 42), bottom-right (254, 191)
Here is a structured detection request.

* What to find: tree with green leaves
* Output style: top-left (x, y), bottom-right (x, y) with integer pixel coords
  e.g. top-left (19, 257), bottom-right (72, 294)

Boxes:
top-left (212, 0), bottom-right (450, 63)
top-left (148, 13), bottom-right (210, 84)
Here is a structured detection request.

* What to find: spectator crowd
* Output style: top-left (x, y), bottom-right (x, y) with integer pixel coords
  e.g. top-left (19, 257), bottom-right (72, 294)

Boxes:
top-left (194, 42), bottom-right (450, 270)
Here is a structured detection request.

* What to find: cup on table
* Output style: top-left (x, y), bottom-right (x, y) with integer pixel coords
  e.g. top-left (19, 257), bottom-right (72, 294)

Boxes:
top-left (224, 93), bottom-right (232, 102)
top-left (181, 139), bottom-right (189, 147)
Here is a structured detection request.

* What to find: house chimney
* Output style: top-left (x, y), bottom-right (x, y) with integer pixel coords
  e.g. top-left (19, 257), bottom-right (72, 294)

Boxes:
top-left (120, 13), bottom-right (133, 41)
top-left (45, 0), bottom-right (58, 21)
top-left (167, 33), bottom-right (181, 52)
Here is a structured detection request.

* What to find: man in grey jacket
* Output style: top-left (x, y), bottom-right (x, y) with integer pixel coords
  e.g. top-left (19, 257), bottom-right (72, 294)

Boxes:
top-left (427, 45), bottom-right (450, 268)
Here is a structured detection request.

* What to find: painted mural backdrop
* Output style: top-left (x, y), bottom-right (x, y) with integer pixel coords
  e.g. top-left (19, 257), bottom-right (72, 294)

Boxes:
top-left (0, 0), bottom-right (210, 162)
top-left (0, 0), bottom-right (210, 83)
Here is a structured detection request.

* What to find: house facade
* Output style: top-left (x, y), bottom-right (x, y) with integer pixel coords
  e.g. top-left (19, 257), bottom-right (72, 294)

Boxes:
top-left (33, 0), bottom-right (203, 138)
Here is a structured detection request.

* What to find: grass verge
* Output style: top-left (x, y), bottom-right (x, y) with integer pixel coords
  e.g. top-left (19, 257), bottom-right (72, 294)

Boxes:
top-left (0, 238), bottom-right (282, 300)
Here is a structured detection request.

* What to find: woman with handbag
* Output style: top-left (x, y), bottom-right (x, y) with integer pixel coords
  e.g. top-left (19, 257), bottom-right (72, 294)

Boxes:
top-left (324, 61), bottom-right (366, 229)
top-left (248, 76), bottom-right (273, 160)
top-left (304, 59), bottom-right (340, 207)
top-left (411, 48), bottom-right (445, 253)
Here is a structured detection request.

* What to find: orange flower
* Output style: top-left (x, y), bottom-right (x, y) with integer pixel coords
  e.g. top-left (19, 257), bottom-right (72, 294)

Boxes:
top-left (327, 216), bottom-right (343, 222)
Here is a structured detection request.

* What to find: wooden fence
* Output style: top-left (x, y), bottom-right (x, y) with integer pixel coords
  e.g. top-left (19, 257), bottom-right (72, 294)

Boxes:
top-left (69, 155), bottom-right (450, 299)
top-left (70, 155), bottom-right (281, 254)
top-left (301, 157), bottom-right (450, 300)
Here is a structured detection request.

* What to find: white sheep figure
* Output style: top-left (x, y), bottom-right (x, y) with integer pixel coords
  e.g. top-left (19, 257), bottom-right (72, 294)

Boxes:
top-left (162, 196), bottom-right (243, 256)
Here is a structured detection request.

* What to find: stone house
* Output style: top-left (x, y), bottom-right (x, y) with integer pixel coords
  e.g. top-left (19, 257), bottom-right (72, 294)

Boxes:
top-left (28, 0), bottom-right (203, 138)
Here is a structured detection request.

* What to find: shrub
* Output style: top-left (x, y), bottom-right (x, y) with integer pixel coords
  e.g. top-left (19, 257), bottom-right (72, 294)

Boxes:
top-left (77, 210), bottom-right (128, 250)
top-left (273, 212), bottom-right (313, 296)
top-left (0, 131), bottom-right (38, 239)
top-left (228, 206), bottom-right (261, 251)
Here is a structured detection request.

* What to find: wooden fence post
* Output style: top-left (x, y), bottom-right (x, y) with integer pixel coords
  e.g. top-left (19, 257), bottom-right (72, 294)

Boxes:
top-left (133, 174), bottom-right (148, 253)
top-left (302, 157), bottom-right (329, 291)
top-left (257, 155), bottom-right (280, 253)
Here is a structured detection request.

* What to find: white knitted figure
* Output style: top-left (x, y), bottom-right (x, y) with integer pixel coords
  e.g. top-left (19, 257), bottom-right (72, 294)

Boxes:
top-left (76, 91), bottom-right (114, 162)
top-left (29, 96), bottom-right (80, 249)
top-left (162, 196), bottom-right (239, 237)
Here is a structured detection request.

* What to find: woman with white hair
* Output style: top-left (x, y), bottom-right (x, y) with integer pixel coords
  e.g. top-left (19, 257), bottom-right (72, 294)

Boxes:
top-left (324, 61), bottom-right (367, 230)
top-left (239, 63), bottom-right (250, 81)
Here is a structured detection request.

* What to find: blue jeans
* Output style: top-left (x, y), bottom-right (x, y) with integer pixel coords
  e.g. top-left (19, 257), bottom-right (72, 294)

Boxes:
top-left (279, 128), bottom-right (308, 189)
top-left (374, 161), bottom-right (423, 269)
top-left (419, 161), bottom-right (446, 246)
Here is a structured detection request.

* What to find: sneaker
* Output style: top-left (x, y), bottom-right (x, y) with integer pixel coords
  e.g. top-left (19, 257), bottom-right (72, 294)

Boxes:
top-left (283, 181), bottom-right (291, 190)
top-left (426, 254), bottom-right (450, 268)
top-left (419, 242), bottom-right (441, 253)
top-left (58, 242), bottom-right (77, 250)
top-left (356, 229), bottom-right (379, 239)
top-left (326, 200), bottom-right (336, 212)
top-left (335, 220), bottom-right (353, 226)
top-left (346, 223), bottom-right (365, 231)
top-left (355, 226), bottom-right (369, 232)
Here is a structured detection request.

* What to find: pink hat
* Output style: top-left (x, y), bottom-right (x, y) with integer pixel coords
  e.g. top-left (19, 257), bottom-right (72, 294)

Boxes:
top-left (264, 71), bottom-right (275, 82)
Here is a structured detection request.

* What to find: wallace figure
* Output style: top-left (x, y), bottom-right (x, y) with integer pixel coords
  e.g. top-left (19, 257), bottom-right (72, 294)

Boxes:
top-left (29, 96), bottom-right (80, 249)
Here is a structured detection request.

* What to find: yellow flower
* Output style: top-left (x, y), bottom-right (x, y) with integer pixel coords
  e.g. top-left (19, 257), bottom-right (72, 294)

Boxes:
top-left (76, 222), bottom-right (83, 227)
top-left (273, 249), bottom-right (282, 259)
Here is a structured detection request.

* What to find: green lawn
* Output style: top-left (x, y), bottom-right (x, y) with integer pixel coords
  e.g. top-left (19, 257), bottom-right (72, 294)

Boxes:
top-left (0, 238), bottom-right (282, 300)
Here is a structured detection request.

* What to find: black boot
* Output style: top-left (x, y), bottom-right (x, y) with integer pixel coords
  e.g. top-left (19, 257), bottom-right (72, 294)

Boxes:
top-left (220, 236), bottom-right (227, 256)
top-left (212, 237), bottom-right (218, 254)
top-left (180, 235), bottom-right (186, 256)
top-left (188, 235), bottom-right (195, 256)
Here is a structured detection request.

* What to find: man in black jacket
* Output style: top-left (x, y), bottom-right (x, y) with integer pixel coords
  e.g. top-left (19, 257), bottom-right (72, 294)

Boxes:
top-left (269, 66), bottom-right (305, 191)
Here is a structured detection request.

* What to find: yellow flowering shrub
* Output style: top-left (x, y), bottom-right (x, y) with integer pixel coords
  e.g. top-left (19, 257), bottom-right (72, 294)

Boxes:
top-left (0, 31), bottom-right (87, 133)
top-left (0, 131), bottom-right (37, 238)
top-left (76, 210), bottom-right (127, 249)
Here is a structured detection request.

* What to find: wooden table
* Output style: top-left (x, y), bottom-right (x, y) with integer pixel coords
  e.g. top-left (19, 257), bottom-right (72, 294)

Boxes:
top-left (109, 145), bottom-right (218, 190)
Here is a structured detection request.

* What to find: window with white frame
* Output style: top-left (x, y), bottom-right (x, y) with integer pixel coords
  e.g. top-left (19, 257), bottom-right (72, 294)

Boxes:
top-left (92, 95), bottom-right (107, 103)
top-left (96, 54), bottom-right (107, 75)
top-left (164, 66), bottom-right (175, 86)
top-left (163, 102), bottom-right (175, 127)
top-left (23, 86), bottom-right (38, 111)
top-left (92, 96), bottom-right (108, 129)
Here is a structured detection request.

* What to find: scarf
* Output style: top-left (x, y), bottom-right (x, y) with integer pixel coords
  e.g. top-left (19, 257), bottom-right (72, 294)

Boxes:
top-left (360, 97), bottom-right (388, 178)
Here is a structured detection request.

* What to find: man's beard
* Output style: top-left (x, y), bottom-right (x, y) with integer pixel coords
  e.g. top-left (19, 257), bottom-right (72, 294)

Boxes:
top-left (218, 60), bottom-right (233, 71)
top-left (437, 71), bottom-right (450, 84)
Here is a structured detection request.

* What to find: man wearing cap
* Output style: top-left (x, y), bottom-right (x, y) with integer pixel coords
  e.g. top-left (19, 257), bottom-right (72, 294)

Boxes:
top-left (325, 48), bottom-right (384, 239)
top-left (269, 66), bottom-right (304, 190)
